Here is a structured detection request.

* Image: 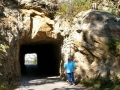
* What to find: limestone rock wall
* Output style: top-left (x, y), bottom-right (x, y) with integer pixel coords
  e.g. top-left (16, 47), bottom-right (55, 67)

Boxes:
top-left (60, 10), bottom-right (120, 81)
top-left (53, 9), bottom-right (120, 81)
top-left (0, 1), bottom-right (21, 84)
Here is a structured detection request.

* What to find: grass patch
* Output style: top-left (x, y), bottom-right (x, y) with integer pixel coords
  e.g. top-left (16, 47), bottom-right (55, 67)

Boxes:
top-left (55, 0), bottom-right (91, 21)
top-left (55, 0), bottom-right (119, 19)
top-left (80, 77), bottom-right (120, 90)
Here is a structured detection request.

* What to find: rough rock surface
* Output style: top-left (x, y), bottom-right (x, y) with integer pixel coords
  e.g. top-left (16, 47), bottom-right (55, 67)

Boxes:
top-left (54, 10), bottom-right (120, 81)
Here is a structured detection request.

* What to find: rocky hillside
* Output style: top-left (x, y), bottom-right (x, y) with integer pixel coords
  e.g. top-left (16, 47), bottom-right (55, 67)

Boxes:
top-left (0, 0), bottom-right (120, 89)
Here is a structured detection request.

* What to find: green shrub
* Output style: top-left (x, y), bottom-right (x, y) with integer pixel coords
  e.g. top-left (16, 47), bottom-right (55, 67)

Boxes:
top-left (80, 77), bottom-right (120, 90)
top-left (107, 1), bottom-right (119, 16)
top-left (0, 63), bottom-right (2, 76)
top-left (81, 78), bottom-right (101, 89)
top-left (0, 44), bottom-right (9, 51)
top-left (0, 84), bottom-right (7, 90)
top-left (55, 0), bottom-right (91, 21)
top-left (107, 39), bottom-right (120, 51)
top-left (0, 63), bottom-right (2, 66)
top-left (33, 57), bottom-right (37, 64)
top-left (56, 0), bottom-right (119, 18)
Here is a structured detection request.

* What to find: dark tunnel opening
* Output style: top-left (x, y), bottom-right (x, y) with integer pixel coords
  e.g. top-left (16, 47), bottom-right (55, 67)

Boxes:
top-left (19, 41), bottom-right (61, 77)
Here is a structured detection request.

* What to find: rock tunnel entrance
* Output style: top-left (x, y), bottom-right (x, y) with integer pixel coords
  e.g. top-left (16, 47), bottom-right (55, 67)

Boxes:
top-left (19, 41), bottom-right (61, 77)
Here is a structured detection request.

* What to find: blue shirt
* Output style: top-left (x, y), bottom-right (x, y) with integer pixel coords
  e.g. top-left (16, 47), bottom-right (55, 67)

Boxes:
top-left (64, 61), bottom-right (76, 73)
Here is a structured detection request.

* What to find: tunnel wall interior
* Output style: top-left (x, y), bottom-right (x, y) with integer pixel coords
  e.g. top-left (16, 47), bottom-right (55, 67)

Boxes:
top-left (19, 42), bottom-right (60, 76)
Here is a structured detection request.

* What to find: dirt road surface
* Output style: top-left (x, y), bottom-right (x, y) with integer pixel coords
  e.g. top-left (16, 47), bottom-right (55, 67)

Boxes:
top-left (10, 65), bottom-right (91, 90)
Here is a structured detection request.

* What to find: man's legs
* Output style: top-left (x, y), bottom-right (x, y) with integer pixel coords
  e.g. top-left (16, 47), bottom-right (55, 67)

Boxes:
top-left (67, 73), bottom-right (75, 85)
top-left (71, 72), bottom-right (75, 85)
top-left (67, 73), bottom-right (72, 85)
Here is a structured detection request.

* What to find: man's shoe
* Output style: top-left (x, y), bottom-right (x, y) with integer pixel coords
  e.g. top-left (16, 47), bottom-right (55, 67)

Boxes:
top-left (72, 83), bottom-right (75, 86)
top-left (68, 82), bottom-right (72, 85)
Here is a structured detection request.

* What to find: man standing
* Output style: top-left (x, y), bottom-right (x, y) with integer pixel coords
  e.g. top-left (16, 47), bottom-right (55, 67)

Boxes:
top-left (92, 0), bottom-right (97, 10)
top-left (64, 57), bottom-right (76, 85)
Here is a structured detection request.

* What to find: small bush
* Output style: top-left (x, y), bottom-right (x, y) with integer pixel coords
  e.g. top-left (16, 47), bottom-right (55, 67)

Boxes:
top-left (81, 78), bottom-right (101, 89)
top-left (33, 57), bottom-right (37, 64)
top-left (0, 84), bottom-right (7, 90)
top-left (55, 0), bottom-right (91, 21)
top-left (80, 77), bottom-right (120, 90)
top-left (0, 44), bottom-right (9, 51)
top-left (0, 63), bottom-right (2, 76)
top-left (0, 63), bottom-right (2, 66)
top-left (107, 39), bottom-right (120, 51)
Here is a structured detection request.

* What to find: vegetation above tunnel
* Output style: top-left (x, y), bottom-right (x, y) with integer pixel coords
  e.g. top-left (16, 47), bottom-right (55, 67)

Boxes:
top-left (55, 0), bottom-right (120, 22)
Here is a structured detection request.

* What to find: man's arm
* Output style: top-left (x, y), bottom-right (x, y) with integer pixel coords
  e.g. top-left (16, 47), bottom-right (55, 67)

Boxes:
top-left (73, 61), bottom-right (76, 73)
top-left (64, 63), bottom-right (66, 74)
top-left (64, 68), bottom-right (66, 74)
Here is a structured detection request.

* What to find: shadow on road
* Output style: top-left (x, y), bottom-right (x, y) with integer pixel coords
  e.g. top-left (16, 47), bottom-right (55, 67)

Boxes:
top-left (53, 87), bottom-right (89, 90)
top-left (9, 64), bottom-right (60, 89)
top-left (9, 65), bottom-right (90, 90)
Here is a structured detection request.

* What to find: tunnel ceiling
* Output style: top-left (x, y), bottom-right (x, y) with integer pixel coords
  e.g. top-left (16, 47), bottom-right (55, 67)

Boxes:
top-left (20, 41), bottom-right (60, 53)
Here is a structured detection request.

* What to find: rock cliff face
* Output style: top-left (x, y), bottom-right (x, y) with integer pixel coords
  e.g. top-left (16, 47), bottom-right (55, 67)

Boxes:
top-left (0, 0), bottom-right (120, 85)
top-left (55, 10), bottom-right (120, 81)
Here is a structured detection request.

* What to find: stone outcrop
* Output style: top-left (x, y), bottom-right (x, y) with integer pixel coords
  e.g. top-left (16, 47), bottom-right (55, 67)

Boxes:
top-left (54, 10), bottom-right (120, 81)
top-left (1, 0), bottom-right (120, 86)
top-left (71, 10), bottom-right (120, 81)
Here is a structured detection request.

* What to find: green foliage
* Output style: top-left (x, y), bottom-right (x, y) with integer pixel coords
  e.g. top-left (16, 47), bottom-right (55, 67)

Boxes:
top-left (107, 39), bottom-right (120, 51)
top-left (0, 84), bottom-right (7, 90)
top-left (0, 63), bottom-right (2, 76)
top-left (56, 4), bottom-right (69, 16)
top-left (0, 6), bottom-right (4, 16)
top-left (80, 77), bottom-right (120, 90)
top-left (56, 0), bottom-right (119, 19)
top-left (81, 78), bottom-right (101, 89)
top-left (104, 44), bottom-right (109, 54)
top-left (73, 0), bottom-right (91, 11)
top-left (0, 44), bottom-right (9, 61)
top-left (103, 39), bottom-right (120, 57)
top-left (33, 57), bottom-right (37, 64)
top-left (0, 44), bottom-right (9, 78)
top-left (107, 1), bottom-right (119, 16)
top-left (55, 0), bottom-right (91, 21)
top-left (0, 44), bottom-right (9, 51)
top-left (0, 63), bottom-right (2, 66)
